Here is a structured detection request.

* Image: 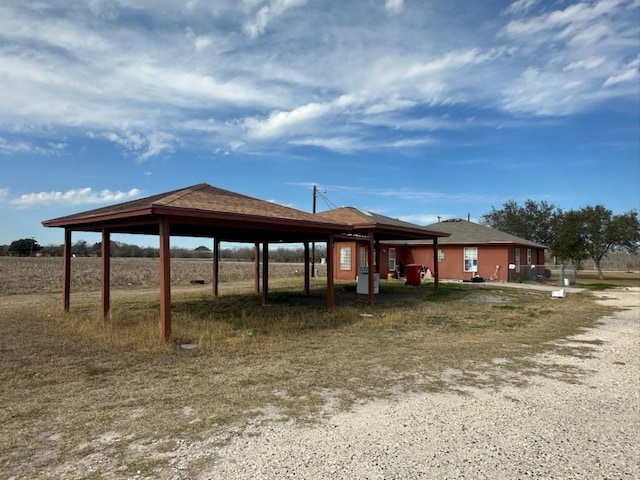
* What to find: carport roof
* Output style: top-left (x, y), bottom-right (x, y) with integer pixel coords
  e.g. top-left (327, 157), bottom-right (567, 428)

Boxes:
top-left (42, 183), bottom-right (351, 243)
top-left (316, 207), bottom-right (450, 241)
top-left (43, 184), bottom-right (450, 244)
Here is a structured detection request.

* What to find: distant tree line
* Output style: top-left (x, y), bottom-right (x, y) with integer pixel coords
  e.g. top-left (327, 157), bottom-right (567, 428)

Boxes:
top-left (482, 200), bottom-right (639, 279)
top-left (0, 239), bottom-right (327, 263)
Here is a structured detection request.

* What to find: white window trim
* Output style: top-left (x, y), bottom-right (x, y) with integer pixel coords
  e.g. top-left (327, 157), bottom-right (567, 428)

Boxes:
top-left (388, 248), bottom-right (396, 271)
top-left (463, 247), bottom-right (478, 273)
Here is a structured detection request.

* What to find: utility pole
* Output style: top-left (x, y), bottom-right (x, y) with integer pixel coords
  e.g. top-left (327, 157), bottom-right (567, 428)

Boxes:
top-left (311, 185), bottom-right (317, 277)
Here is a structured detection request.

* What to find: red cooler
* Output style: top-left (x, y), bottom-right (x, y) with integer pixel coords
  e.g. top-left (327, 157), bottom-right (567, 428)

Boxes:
top-left (405, 264), bottom-right (422, 286)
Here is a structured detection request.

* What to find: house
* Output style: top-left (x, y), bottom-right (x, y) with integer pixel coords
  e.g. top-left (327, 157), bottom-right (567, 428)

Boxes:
top-left (315, 207), bottom-right (450, 282)
top-left (381, 218), bottom-right (547, 283)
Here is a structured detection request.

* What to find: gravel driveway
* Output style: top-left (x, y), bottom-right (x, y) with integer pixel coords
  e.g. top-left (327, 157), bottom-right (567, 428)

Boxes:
top-left (198, 287), bottom-right (639, 479)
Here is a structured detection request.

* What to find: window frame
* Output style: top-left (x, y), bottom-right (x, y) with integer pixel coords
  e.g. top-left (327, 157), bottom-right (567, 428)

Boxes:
top-left (339, 246), bottom-right (351, 271)
top-left (463, 247), bottom-right (478, 273)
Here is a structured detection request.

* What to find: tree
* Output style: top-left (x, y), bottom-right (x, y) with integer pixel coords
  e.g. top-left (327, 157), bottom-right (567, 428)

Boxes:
top-left (72, 240), bottom-right (89, 257)
top-left (481, 199), bottom-right (562, 246)
top-left (8, 238), bottom-right (42, 257)
top-left (552, 206), bottom-right (640, 279)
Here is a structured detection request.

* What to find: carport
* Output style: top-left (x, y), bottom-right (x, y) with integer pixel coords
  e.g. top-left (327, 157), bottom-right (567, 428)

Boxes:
top-left (42, 183), bottom-right (352, 340)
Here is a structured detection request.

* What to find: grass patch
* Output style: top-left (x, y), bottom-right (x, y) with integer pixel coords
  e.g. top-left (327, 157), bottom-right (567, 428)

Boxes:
top-left (579, 283), bottom-right (621, 291)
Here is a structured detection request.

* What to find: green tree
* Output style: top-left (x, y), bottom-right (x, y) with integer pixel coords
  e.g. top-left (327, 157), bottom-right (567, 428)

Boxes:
top-left (8, 238), bottom-right (42, 256)
top-left (481, 199), bottom-right (562, 246)
top-left (552, 206), bottom-right (640, 279)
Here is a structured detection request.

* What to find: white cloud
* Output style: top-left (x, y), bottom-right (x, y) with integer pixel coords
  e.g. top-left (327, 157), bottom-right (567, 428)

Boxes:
top-left (243, 0), bottom-right (308, 39)
top-left (0, 137), bottom-right (66, 156)
top-left (11, 188), bottom-right (142, 207)
top-left (503, 0), bottom-right (538, 16)
top-left (499, 0), bottom-right (639, 115)
top-left (0, 0), bottom-right (637, 158)
top-left (563, 57), bottom-right (606, 71)
top-left (385, 0), bottom-right (404, 15)
top-left (289, 136), bottom-right (365, 154)
top-left (244, 103), bottom-right (328, 139)
top-left (137, 132), bottom-right (177, 162)
top-left (244, 97), bottom-right (355, 139)
top-left (386, 137), bottom-right (436, 148)
top-left (89, 131), bottom-right (176, 162)
top-left (603, 56), bottom-right (640, 86)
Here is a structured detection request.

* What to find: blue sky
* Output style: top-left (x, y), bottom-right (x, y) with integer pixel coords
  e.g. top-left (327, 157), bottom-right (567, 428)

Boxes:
top-left (1, 0), bottom-right (639, 249)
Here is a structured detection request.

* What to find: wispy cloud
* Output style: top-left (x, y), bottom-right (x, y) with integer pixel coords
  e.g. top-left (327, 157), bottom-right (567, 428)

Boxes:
top-left (88, 131), bottom-right (176, 162)
top-left (0, 0), bottom-right (637, 158)
top-left (10, 188), bottom-right (142, 207)
top-left (242, 0), bottom-right (308, 39)
top-left (385, 0), bottom-right (404, 15)
top-left (502, 0), bottom-right (538, 16)
top-left (0, 137), bottom-right (66, 156)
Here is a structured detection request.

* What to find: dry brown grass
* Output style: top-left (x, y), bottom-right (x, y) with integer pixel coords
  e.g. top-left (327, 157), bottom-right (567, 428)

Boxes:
top-left (1, 260), bottom-right (634, 479)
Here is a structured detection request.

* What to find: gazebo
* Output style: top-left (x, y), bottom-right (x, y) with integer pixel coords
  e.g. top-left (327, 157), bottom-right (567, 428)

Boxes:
top-left (42, 183), bottom-right (447, 340)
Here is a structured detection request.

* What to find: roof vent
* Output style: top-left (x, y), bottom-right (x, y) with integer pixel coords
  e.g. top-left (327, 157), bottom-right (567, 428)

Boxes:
top-left (442, 218), bottom-right (463, 223)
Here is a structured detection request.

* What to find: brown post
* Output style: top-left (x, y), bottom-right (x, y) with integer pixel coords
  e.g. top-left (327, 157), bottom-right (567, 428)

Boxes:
top-left (101, 228), bottom-right (111, 320)
top-left (63, 228), bottom-right (72, 312)
top-left (212, 238), bottom-right (219, 297)
top-left (254, 243), bottom-right (260, 293)
top-left (304, 241), bottom-right (310, 295)
top-left (433, 237), bottom-right (439, 292)
top-left (326, 233), bottom-right (335, 312)
top-left (159, 217), bottom-right (171, 341)
top-left (262, 242), bottom-right (269, 305)
top-left (367, 234), bottom-right (375, 306)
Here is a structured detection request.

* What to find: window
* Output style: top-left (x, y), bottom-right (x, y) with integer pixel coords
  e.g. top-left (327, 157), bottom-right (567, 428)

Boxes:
top-left (339, 246), bottom-right (351, 270)
top-left (463, 247), bottom-right (478, 272)
top-left (527, 248), bottom-right (532, 265)
top-left (437, 249), bottom-right (445, 262)
top-left (358, 246), bottom-right (376, 267)
top-left (358, 246), bottom-right (366, 268)
top-left (515, 248), bottom-right (521, 273)
top-left (388, 248), bottom-right (396, 271)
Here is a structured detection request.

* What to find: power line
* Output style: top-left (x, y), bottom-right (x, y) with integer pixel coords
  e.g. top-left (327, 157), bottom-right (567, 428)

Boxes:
top-left (316, 189), bottom-right (338, 210)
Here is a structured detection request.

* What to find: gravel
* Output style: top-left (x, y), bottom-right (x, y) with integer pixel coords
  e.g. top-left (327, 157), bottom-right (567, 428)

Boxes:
top-left (196, 287), bottom-right (639, 480)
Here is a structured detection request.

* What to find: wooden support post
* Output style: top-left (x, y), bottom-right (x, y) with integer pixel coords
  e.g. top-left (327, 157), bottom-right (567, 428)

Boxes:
top-left (212, 238), bottom-right (219, 297)
top-left (367, 235), bottom-right (375, 306)
top-left (63, 229), bottom-right (71, 312)
top-left (326, 234), bottom-right (335, 312)
top-left (254, 243), bottom-right (260, 293)
top-left (159, 217), bottom-right (171, 341)
top-left (304, 241), bottom-right (310, 295)
top-left (433, 237), bottom-right (439, 292)
top-left (101, 229), bottom-right (111, 320)
top-left (262, 242), bottom-right (269, 305)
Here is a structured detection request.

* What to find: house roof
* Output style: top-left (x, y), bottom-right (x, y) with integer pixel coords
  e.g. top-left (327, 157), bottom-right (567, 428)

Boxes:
top-left (315, 207), bottom-right (450, 241)
top-left (42, 183), bottom-right (351, 243)
top-left (396, 218), bottom-right (546, 248)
